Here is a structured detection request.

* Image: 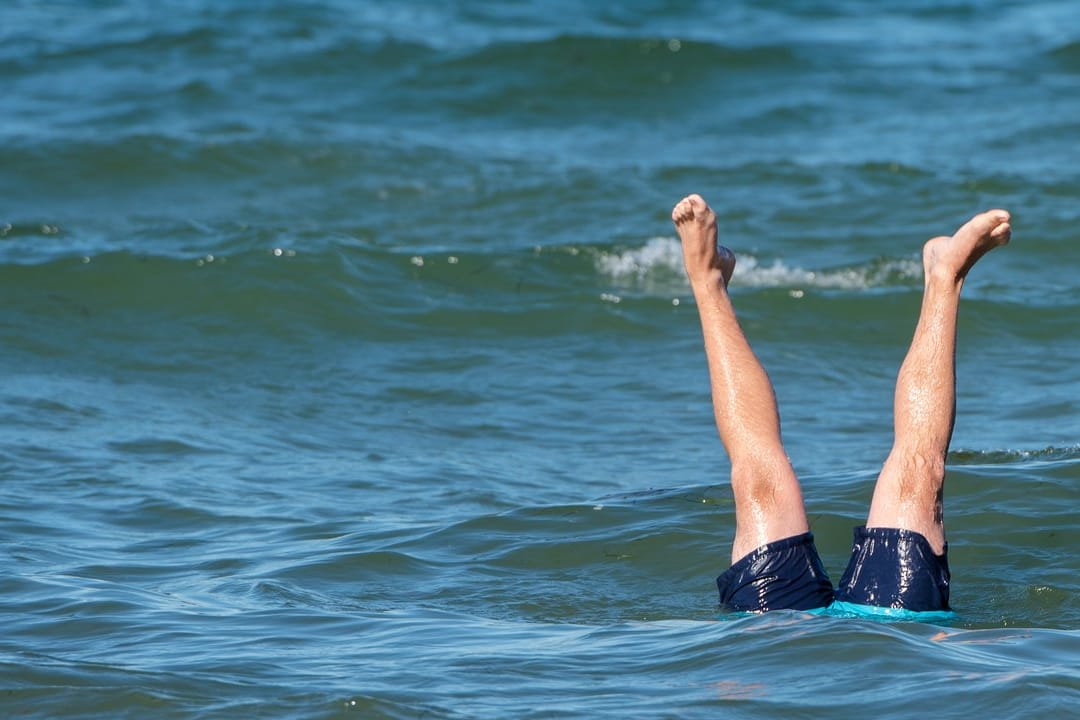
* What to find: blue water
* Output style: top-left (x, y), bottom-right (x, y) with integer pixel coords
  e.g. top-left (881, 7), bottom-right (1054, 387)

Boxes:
top-left (2, 1), bottom-right (1079, 717)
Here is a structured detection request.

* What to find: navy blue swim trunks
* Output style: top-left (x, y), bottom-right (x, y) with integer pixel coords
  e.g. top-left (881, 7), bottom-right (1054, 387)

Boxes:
top-left (716, 532), bottom-right (835, 612)
top-left (835, 526), bottom-right (951, 612)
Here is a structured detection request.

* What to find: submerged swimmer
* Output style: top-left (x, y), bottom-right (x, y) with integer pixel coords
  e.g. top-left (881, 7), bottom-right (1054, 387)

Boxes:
top-left (672, 194), bottom-right (1011, 615)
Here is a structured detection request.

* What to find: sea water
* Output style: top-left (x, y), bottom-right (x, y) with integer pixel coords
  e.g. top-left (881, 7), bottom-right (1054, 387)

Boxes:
top-left (2, 1), bottom-right (1078, 717)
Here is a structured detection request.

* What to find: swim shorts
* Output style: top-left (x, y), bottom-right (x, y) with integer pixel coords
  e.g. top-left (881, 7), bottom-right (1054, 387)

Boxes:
top-left (716, 532), bottom-right (835, 612)
top-left (834, 526), bottom-right (951, 612)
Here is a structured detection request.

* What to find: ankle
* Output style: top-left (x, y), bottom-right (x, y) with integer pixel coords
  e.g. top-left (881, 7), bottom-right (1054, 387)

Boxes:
top-left (924, 266), bottom-right (964, 292)
top-left (690, 267), bottom-right (729, 295)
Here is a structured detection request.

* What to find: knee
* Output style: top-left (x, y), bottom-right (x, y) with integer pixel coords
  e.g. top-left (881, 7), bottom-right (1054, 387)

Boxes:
top-left (730, 458), bottom-right (789, 507)
top-left (913, 451), bottom-right (946, 486)
top-left (895, 450), bottom-right (946, 500)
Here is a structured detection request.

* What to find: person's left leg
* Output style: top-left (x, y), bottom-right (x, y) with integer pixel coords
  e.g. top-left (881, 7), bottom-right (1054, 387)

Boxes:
top-left (837, 209), bottom-right (1011, 611)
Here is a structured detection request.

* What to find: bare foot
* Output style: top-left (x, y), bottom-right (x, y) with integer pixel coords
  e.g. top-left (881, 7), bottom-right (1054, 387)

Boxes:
top-left (923, 209), bottom-right (1011, 285)
top-left (671, 193), bottom-right (735, 288)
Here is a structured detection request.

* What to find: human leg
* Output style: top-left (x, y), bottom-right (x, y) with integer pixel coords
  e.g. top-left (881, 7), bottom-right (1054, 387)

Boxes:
top-left (675, 194), bottom-right (831, 611)
top-left (839, 210), bottom-right (1011, 610)
top-left (673, 194), bottom-right (815, 563)
top-left (865, 209), bottom-right (1011, 550)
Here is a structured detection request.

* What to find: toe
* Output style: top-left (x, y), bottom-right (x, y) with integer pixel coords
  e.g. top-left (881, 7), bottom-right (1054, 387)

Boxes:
top-left (991, 222), bottom-right (1011, 242)
top-left (977, 209), bottom-right (1010, 232)
top-left (673, 198), bottom-right (693, 222)
top-left (957, 209), bottom-right (1009, 239)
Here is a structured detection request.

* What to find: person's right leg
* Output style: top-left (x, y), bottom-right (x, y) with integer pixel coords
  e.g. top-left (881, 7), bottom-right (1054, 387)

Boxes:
top-left (838, 209), bottom-right (1011, 612)
top-left (674, 194), bottom-right (832, 612)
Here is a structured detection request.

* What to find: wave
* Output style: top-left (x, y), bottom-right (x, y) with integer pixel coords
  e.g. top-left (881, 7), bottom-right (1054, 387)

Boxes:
top-left (0, 130), bottom-right (478, 232)
top-left (1048, 39), bottom-right (1080, 69)
top-left (950, 445), bottom-right (1080, 468)
top-left (593, 236), bottom-right (922, 293)
top-left (5, 228), bottom-right (1063, 355)
top-left (407, 35), bottom-right (799, 119)
top-left (439, 34), bottom-right (798, 72)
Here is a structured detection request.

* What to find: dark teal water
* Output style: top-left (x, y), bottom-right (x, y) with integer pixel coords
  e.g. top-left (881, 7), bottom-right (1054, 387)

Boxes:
top-left (2, 1), bottom-right (1079, 717)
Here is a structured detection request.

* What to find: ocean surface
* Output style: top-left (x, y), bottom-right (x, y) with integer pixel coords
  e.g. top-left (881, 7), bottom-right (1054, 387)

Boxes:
top-left (2, 1), bottom-right (1079, 717)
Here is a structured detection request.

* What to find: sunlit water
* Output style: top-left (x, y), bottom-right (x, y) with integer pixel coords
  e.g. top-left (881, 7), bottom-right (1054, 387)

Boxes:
top-left (2, 1), bottom-right (1079, 717)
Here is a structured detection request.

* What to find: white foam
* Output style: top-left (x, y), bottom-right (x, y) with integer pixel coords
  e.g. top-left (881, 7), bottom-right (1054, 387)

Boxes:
top-left (735, 255), bottom-right (921, 290)
top-left (594, 236), bottom-right (922, 293)
top-left (593, 236), bottom-right (685, 281)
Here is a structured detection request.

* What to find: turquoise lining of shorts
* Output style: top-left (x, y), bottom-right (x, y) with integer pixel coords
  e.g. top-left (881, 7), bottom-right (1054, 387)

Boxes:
top-left (808, 600), bottom-right (957, 622)
top-left (716, 601), bottom-right (957, 623)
